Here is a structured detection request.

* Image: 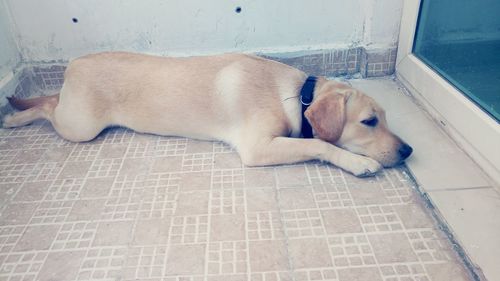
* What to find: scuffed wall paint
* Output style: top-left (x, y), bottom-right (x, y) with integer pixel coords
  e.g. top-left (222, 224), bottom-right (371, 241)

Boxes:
top-left (4, 0), bottom-right (403, 62)
top-left (0, 0), bottom-right (20, 80)
top-left (369, 0), bottom-right (403, 46)
top-left (359, 0), bottom-right (403, 47)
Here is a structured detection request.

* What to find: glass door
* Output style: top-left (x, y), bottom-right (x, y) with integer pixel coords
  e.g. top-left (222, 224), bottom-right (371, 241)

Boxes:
top-left (396, 0), bottom-right (500, 185)
top-left (413, 0), bottom-right (500, 122)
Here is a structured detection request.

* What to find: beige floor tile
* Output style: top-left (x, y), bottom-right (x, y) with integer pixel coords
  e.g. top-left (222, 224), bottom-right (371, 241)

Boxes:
top-left (79, 247), bottom-right (127, 279)
top-left (244, 168), bottom-right (276, 188)
top-left (279, 188), bottom-right (316, 210)
top-left (246, 189), bottom-right (279, 212)
top-left (0, 202), bottom-right (38, 225)
top-left (97, 144), bottom-right (128, 159)
top-left (176, 191), bottom-right (210, 215)
top-left (13, 181), bottom-right (51, 201)
top-left (249, 240), bottom-right (289, 272)
top-left (80, 177), bottom-right (114, 198)
top-left (337, 267), bottom-right (383, 281)
top-left (185, 139), bottom-right (214, 154)
top-left (425, 262), bottom-right (471, 281)
top-left (349, 184), bottom-right (389, 205)
top-left (211, 189), bottom-right (245, 214)
top-left (207, 241), bottom-right (247, 274)
top-left (321, 209), bottom-right (362, 234)
top-left (288, 238), bottom-right (333, 269)
top-left (179, 171), bottom-right (212, 191)
top-left (214, 153), bottom-right (243, 169)
top-left (247, 211), bottom-right (285, 240)
top-left (276, 165), bottom-right (310, 187)
top-left (37, 250), bottom-right (86, 281)
top-left (151, 156), bottom-right (183, 173)
top-left (67, 199), bottom-right (106, 221)
top-left (368, 233), bottom-right (418, 263)
top-left (428, 187), bottom-right (500, 281)
top-left (93, 221), bottom-right (133, 246)
top-left (12, 148), bottom-right (46, 164)
top-left (208, 274), bottom-right (247, 281)
top-left (14, 224), bottom-right (60, 251)
top-left (282, 209), bottom-right (325, 238)
top-left (58, 161), bottom-right (92, 179)
top-left (165, 244), bottom-right (206, 275)
top-left (120, 158), bottom-right (150, 176)
top-left (132, 218), bottom-right (170, 245)
top-left (40, 146), bottom-right (73, 162)
top-left (393, 201), bottom-right (434, 229)
top-left (123, 246), bottom-right (166, 279)
top-left (0, 136), bottom-right (30, 150)
top-left (170, 215), bottom-right (209, 243)
top-left (0, 183), bottom-right (17, 206)
top-left (210, 214), bottom-right (246, 241)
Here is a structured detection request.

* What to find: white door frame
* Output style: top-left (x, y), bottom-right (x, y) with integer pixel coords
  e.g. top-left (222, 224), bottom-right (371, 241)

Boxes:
top-left (396, 0), bottom-right (500, 184)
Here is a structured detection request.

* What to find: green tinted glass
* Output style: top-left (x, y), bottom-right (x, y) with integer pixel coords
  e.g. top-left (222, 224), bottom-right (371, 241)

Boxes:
top-left (413, 0), bottom-right (500, 122)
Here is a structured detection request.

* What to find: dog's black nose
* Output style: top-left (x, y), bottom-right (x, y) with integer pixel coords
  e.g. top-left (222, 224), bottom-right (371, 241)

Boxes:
top-left (398, 143), bottom-right (413, 160)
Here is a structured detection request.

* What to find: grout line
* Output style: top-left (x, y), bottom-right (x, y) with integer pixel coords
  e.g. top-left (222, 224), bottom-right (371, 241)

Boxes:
top-left (244, 170), bottom-right (251, 281)
top-left (401, 165), bottom-right (485, 281)
top-left (274, 165), bottom-right (297, 281)
top-left (203, 141), bottom-right (216, 281)
top-left (423, 185), bottom-right (492, 192)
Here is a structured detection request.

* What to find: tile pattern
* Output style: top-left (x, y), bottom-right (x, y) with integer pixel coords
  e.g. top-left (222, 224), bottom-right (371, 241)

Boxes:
top-left (359, 48), bottom-right (398, 78)
top-left (265, 48), bottom-right (363, 77)
top-left (32, 65), bottom-right (66, 91)
top-left (265, 47), bottom-right (397, 78)
top-left (0, 121), bottom-right (473, 281)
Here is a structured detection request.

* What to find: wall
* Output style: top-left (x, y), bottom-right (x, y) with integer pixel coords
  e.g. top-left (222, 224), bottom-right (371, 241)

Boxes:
top-left (4, 0), bottom-right (403, 62)
top-left (362, 0), bottom-right (403, 47)
top-left (0, 0), bottom-right (20, 81)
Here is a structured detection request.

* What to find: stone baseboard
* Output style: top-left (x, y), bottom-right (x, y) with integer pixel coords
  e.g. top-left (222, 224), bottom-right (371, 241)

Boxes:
top-left (263, 46), bottom-right (397, 78)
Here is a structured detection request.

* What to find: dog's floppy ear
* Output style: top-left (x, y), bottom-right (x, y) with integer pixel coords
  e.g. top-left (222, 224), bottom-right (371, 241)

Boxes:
top-left (304, 93), bottom-right (347, 143)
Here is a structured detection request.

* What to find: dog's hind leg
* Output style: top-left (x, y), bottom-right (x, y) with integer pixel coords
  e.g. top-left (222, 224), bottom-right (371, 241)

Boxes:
top-left (3, 95), bottom-right (59, 128)
top-left (3, 94), bottom-right (103, 142)
top-left (3, 106), bottom-right (49, 128)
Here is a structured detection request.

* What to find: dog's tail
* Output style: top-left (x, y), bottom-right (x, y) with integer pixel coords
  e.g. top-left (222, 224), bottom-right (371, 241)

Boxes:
top-left (7, 94), bottom-right (59, 111)
top-left (3, 94), bottom-right (59, 128)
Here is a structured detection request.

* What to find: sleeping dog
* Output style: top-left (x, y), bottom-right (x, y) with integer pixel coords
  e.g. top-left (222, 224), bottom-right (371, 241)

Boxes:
top-left (3, 52), bottom-right (412, 177)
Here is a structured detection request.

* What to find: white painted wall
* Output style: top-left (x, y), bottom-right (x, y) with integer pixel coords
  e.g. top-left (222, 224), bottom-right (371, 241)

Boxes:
top-left (0, 0), bottom-right (20, 80)
top-left (4, 0), bottom-right (403, 62)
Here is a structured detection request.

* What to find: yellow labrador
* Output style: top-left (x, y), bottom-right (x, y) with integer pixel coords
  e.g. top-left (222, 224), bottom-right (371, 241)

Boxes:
top-left (3, 52), bottom-right (412, 177)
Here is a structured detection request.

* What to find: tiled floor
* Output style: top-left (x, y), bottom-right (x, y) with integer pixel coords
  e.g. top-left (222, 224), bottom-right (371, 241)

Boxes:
top-left (0, 120), bottom-right (473, 279)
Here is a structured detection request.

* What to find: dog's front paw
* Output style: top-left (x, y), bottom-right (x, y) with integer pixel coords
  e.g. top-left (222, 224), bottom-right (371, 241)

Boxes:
top-left (346, 155), bottom-right (382, 177)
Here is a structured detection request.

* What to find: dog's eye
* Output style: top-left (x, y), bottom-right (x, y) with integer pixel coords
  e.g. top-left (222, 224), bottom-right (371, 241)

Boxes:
top-left (361, 117), bottom-right (378, 127)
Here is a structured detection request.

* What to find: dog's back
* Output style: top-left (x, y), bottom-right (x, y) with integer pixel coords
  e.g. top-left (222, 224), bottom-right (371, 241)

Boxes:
top-left (5, 52), bottom-right (305, 144)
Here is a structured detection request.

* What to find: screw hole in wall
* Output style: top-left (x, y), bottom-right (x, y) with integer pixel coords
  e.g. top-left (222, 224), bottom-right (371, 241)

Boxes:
top-left (72, 18), bottom-right (78, 23)
top-left (235, 6), bottom-right (242, 13)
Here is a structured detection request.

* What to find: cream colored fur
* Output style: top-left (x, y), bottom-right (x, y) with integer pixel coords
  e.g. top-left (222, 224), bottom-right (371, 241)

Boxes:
top-left (3, 52), bottom-right (412, 177)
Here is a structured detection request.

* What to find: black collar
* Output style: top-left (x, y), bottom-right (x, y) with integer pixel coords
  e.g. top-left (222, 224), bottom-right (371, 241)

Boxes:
top-left (300, 76), bottom-right (317, 138)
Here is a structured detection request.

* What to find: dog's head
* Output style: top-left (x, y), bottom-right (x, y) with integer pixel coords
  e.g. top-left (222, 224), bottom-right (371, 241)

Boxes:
top-left (305, 80), bottom-right (412, 167)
